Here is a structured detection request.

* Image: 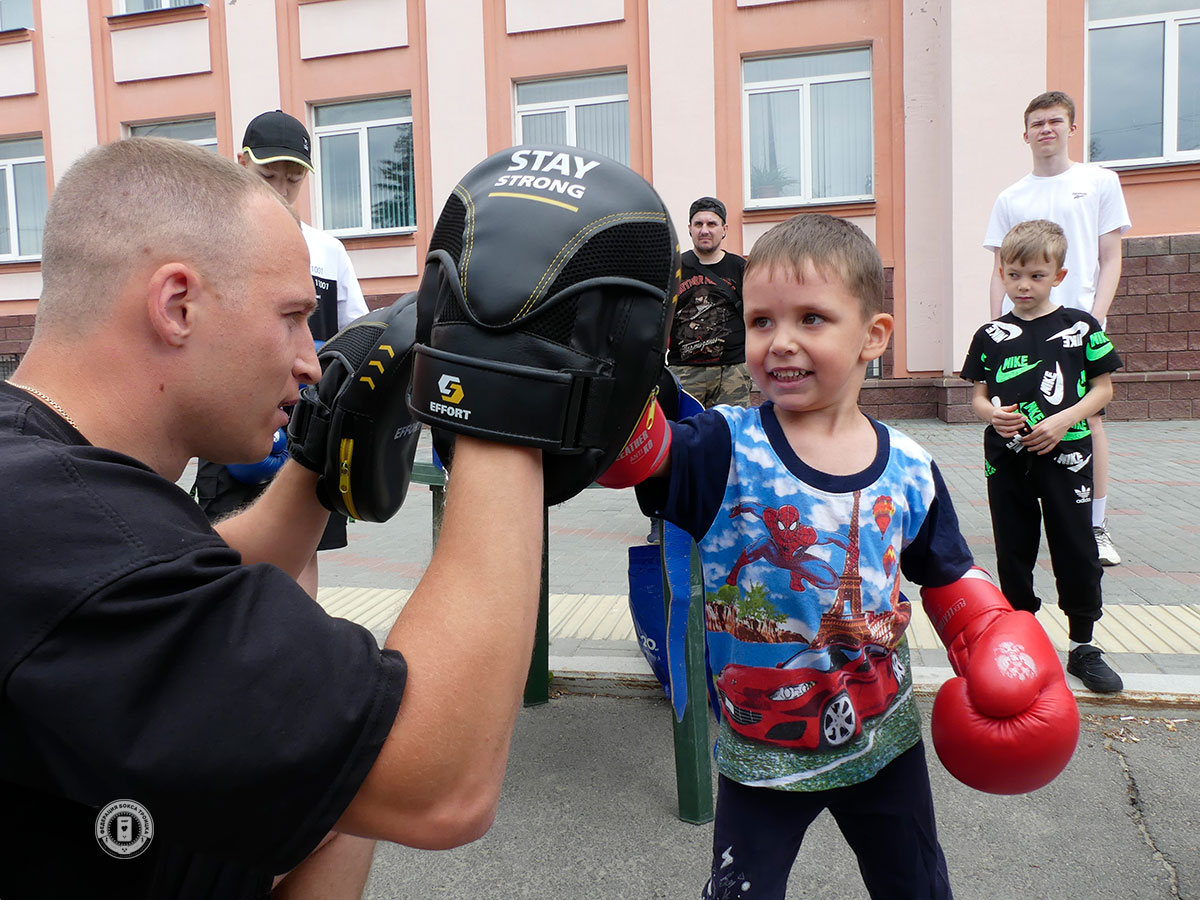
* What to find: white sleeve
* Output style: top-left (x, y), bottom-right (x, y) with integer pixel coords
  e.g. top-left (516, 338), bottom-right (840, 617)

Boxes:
top-left (983, 192), bottom-right (1010, 251)
top-left (1097, 168), bottom-right (1132, 237)
top-left (336, 242), bottom-right (369, 328)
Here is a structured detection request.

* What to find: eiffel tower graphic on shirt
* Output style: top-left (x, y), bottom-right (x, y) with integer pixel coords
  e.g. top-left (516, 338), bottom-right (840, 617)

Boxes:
top-left (809, 490), bottom-right (910, 652)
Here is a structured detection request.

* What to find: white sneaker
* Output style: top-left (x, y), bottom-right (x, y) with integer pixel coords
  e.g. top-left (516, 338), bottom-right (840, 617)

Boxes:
top-left (1094, 520), bottom-right (1121, 566)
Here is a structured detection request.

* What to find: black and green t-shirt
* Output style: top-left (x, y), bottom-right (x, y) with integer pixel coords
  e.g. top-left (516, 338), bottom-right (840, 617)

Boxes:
top-left (961, 306), bottom-right (1121, 469)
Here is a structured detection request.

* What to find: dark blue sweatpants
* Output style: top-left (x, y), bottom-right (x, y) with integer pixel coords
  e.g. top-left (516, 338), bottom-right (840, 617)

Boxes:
top-left (702, 741), bottom-right (952, 900)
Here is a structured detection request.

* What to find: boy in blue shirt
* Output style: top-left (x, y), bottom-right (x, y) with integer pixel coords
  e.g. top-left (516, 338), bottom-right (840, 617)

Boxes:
top-left (601, 214), bottom-right (1079, 899)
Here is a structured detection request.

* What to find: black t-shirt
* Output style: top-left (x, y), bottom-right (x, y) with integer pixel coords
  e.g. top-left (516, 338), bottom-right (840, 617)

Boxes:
top-left (960, 306), bottom-right (1122, 467)
top-left (0, 383), bottom-right (407, 899)
top-left (667, 249), bottom-right (747, 367)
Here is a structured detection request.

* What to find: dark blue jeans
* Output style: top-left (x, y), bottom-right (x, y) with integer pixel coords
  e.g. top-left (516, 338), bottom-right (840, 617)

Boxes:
top-left (703, 741), bottom-right (952, 900)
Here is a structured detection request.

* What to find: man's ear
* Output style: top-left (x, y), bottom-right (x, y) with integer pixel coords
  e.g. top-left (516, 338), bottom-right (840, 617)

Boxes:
top-left (147, 263), bottom-right (202, 348)
top-left (861, 312), bottom-right (894, 362)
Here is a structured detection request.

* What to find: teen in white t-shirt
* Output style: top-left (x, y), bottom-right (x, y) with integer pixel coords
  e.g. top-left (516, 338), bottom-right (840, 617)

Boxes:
top-left (301, 221), bottom-right (368, 340)
top-left (985, 163), bottom-right (1130, 317)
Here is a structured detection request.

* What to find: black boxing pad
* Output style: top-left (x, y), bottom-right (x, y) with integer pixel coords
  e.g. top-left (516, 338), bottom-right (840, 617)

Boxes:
top-left (288, 294), bottom-right (422, 522)
top-left (407, 145), bottom-right (679, 505)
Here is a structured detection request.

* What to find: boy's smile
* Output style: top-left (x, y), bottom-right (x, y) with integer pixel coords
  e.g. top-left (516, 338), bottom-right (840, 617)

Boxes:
top-left (999, 256), bottom-right (1066, 320)
top-left (743, 262), bottom-right (891, 422)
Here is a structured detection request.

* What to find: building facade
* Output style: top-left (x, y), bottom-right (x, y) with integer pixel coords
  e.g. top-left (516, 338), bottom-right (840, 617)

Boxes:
top-left (1, 0), bottom-right (1197, 419)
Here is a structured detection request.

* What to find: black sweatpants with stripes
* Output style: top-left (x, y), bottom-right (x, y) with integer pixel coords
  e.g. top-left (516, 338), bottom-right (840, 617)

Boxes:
top-left (986, 447), bottom-right (1103, 642)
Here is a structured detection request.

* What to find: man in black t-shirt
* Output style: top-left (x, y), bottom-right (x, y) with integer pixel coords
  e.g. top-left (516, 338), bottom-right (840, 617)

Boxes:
top-left (668, 196), bottom-right (750, 408)
top-left (1, 139), bottom-right (545, 898)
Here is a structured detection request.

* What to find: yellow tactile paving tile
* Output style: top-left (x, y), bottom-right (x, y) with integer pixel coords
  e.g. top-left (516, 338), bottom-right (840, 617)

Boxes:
top-left (317, 588), bottom-right (1200, 657)
top-left (317, 586), bottom-right (409, 633)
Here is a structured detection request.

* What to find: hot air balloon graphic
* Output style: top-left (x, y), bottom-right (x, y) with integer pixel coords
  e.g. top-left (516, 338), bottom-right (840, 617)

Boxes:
top-left (872, 496), bottom-right (895, 537)
top-left (882, 544), bottom-right (897, 576)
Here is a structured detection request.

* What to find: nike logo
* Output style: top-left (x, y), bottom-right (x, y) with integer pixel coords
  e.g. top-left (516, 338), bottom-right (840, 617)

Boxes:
top-left (1040, 363), bottom-right (1064, 405)
top-left (1055, 451), bottom-right (1092, 472)
top-left (985, 321), bottom-right (1024, 343)
top-left (995, 356), bottom-right (1042, 383)
top-left (1047, 321), bottom-right (1089, 349)
top-left (1086, 333), bottom-right (1114, 361)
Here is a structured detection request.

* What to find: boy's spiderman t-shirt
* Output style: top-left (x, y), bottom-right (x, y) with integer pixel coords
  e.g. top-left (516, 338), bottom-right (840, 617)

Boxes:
top-left (636, 404), bottom-right (973, 791)
top-left (960, 307), bottom-right (1121, 471)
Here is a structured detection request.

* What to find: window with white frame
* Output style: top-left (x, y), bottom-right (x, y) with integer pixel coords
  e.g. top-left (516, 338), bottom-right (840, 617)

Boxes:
top-left (1088, 1), bottom-right (1200, 165)
top-left (515, 73), bottom-right (630, 166)
top-left (129, 117), bottom-right (218, 152)
top-left (0, 136), bottom-right (47, 261)
top-left (0, 0), bottom-right (34, 31)
top-left (313, 96), bottom-right (415, 235)
top-left (120, 0), bottom-right (205, 13)
top-left (742, 48), bottom-right (874, 207)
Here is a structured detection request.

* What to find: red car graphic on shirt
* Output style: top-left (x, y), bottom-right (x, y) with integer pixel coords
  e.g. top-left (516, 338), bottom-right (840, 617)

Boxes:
top-left (715, 646), bottom-right (904, 749)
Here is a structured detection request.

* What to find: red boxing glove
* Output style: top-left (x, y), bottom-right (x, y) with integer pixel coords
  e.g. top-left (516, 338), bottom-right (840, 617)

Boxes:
top-left (921, 567), bottom-right (1079, 794)
top-left (596, 395), bottom-right (671, 488)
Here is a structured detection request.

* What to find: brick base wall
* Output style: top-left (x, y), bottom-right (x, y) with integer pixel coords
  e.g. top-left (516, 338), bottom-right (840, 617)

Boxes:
top-left (364, 292), bottom-right (405, 311)
top-left (881, 234), bottom-right (1200, 423)
top-left (0, 314), bottom-right (34, 373)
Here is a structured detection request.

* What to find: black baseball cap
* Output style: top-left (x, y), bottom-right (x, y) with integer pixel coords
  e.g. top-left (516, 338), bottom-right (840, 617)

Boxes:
top-left (241, 110), bottom-right (313, 172)
top-left (689, 196), bottom-right (727, 223)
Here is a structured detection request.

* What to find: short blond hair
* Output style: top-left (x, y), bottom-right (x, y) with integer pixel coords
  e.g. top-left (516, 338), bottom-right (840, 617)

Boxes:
top-left (37, 137), bottom-right (285, 337)
top-left (744, 214), bottom-right (884, 317)
top-left (999, 219), bottom-right (1068, 271)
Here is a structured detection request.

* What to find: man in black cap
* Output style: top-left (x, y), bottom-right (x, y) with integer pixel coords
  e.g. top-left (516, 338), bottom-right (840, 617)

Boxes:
top-left (192, 110), bottom-right (368, 596)
top-left (667, 196), bottom-right (750, 408)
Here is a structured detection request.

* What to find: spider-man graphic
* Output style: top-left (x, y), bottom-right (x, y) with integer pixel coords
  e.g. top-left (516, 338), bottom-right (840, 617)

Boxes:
top-left (725, 502), bottom-right (848, 591)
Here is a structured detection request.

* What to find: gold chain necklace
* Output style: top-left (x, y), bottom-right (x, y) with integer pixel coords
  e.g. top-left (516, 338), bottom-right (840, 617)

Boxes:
top-left (7, 381), bottom-right (79, 429)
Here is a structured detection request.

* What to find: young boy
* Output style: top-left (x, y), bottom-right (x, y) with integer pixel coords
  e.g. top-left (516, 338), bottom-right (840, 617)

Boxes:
top-left (962, 219), bottom-right (1123, 693)
top-left (606, 214), bottom-right (1035, 899)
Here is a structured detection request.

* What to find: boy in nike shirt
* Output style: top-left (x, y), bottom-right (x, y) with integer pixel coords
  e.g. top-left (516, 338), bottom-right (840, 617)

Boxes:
top-left (962, 219), bottom-right (1123, 692)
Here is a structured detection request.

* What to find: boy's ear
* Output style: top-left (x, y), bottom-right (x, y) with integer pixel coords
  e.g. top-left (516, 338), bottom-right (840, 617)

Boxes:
top-left (861, 312), bottom-right (894, 362)
top-left (1053, 267), bottom-right (1068, 287)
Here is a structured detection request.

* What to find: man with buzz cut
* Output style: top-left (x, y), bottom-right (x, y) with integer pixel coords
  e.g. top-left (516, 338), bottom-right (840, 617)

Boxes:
top-left (193, 109), bottom-right (369, 596)
top-left (984, 90), bottom-right (1131, 567)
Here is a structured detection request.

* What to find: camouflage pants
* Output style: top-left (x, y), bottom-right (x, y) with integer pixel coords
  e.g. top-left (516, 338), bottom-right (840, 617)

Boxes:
top-left (669, 363), bottom-right (754, 409)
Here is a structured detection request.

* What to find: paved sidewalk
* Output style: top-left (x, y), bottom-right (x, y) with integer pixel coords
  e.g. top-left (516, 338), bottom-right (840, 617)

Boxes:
top-left (362, 693), bottom-right (1198, 900)
top-left (314, 418), bottom-right (1200, 710)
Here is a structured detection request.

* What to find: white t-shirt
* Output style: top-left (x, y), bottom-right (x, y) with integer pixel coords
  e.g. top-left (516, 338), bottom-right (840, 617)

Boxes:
top-left (984, 162), bottom-right (1131, 315)
top-left (301, 221), bottom-right (369, 337)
